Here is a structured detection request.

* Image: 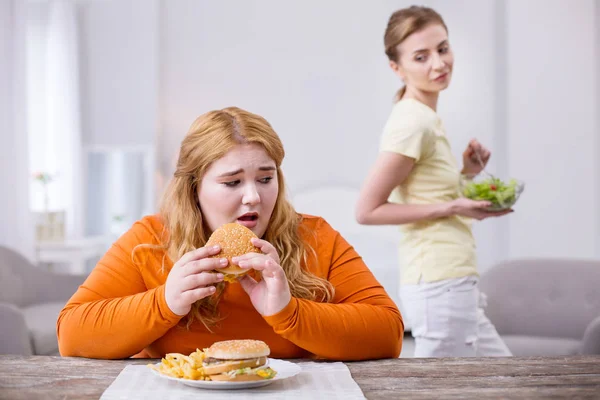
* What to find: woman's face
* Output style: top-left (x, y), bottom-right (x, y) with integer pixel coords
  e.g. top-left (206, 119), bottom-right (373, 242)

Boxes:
top-left (390, 23), bottom-right (454, 93)
top-left (198, 143), bottom-right (278, 238)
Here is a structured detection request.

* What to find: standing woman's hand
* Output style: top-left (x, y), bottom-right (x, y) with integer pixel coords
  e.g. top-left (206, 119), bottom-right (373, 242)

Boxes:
top-left (164, 245), bottom-right (226, 316)
top-left (447, 198), bottom-right (513, 220)
top-left (232, 238), bottom-right (291, 317)
top-left (462, 138), bottom-right (491, 177)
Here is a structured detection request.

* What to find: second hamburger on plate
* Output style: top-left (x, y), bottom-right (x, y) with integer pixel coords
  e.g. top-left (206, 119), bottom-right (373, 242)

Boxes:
top-left (202, 339), bottom-right (277, 381)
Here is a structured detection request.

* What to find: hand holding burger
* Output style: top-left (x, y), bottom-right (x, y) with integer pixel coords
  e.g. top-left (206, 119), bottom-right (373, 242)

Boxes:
top-left (164, 245), bottom-right (226, 316)
top-left (207, 223), bottom-right (291, 317)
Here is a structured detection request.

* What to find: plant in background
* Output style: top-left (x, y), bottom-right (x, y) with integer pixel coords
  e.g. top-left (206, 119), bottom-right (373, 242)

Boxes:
top-left (33, 172), bottom-right (54, 185)
top-left (111, 214), bottom-right (128, 237)
top-left (32, 171), bottom-right (55, 211)
top-left (112, 214), bottom-right (126, 222)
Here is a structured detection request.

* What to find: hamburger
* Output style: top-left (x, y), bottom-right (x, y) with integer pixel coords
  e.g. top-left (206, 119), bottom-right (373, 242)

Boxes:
top-left (202, 340), bottom-right (277, 381)
top-left (206, 223), bottom-right (263, 282)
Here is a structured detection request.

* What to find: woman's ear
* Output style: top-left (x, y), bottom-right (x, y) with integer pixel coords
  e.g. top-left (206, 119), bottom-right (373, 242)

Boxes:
top-left (389, 60), bottom-right (405, 81)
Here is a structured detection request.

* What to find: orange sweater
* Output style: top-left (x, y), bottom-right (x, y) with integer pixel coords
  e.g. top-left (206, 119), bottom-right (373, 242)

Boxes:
top-left (57, 214), bottom-right (403, 360)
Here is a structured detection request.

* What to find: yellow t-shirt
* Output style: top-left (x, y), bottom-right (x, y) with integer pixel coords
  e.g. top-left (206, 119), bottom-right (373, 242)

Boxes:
top-left (379, 98), bottom-right (477, 284)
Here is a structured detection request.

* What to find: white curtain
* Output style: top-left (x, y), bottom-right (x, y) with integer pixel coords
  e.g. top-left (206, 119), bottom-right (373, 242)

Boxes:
top-left (0, 0), bottom-right (34, 260)
top-left (45, 0), bottom-right (83, 238)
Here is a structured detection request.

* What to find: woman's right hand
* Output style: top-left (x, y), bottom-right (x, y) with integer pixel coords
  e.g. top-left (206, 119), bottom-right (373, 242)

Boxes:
top-left (446, 198), bottom-right (513, 220)
top-left (164, 245), bottom-right (227, 316)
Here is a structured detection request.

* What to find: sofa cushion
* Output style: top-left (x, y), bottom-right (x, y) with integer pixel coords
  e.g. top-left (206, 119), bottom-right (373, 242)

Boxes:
top-left (503, 335), bottom-right (581, 356)
top-left (0, 250), bottom-right (32, 307)
top-left (480, 259), bottom-right (600, 339)
top-left (23, 301), bottom-right (65, 355)
top-left (0, 302), bottom-right (33, 355)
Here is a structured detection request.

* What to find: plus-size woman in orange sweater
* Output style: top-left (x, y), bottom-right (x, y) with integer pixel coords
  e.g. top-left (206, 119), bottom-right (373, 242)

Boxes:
top-left (57, 107), bottom-right (403, 360)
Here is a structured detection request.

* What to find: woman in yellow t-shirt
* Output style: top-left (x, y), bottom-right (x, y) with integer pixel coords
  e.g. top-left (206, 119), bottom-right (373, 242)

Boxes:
top-left (356, 6), bottom-right (512, 358)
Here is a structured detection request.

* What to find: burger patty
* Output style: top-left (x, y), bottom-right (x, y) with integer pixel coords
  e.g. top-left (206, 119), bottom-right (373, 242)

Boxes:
top-left (203, 356), bottom-right (266, 366)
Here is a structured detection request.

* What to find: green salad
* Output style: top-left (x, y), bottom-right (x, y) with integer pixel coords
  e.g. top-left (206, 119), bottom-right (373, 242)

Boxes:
top-left (462, 177), bottom-right (520, 210)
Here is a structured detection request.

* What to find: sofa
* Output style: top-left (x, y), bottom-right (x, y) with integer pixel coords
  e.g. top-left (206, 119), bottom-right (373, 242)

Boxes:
top-left (0, 245), bottom-right (86, 355)
top-left (479, 258), bottom-right (600, 356)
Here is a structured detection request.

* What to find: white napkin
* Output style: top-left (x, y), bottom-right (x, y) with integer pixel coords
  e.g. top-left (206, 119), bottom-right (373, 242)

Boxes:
top-left (100, 361), bottom-right (366, 400)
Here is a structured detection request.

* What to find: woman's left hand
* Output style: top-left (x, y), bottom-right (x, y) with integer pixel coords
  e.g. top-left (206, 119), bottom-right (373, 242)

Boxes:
top-left (231, 238), bottom-right (291, 317)
top-left (462, 138), bottom-right (491, 177)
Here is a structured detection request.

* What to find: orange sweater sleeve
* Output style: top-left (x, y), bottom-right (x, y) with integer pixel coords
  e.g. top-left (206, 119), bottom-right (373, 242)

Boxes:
top-left (264, 217), bottom-right (404, 360)
top-left (56, 218), bottom-right (182, 359)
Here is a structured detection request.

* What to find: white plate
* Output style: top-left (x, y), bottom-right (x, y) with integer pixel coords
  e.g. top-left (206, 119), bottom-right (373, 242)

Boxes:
top-left (150, 358), bottom-right (301, 390)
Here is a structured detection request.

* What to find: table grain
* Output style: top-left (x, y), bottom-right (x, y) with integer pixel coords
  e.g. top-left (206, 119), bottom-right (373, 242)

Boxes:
top-left (1, 355), bottom-right (599, 399)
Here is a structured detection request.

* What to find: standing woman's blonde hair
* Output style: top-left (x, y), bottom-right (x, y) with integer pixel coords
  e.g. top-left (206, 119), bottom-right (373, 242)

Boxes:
top-left (158, 107), bottom-right (334, 328)
top-left (384, 6), bottom-right (448, 102)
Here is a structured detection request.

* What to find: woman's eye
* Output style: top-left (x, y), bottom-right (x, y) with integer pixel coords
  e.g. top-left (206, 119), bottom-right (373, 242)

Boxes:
top-left (259, 176), bottom-right (273, 184)
top-left (415, 55), bottom-right (426, 62)
top-left (439, 46), bottom-right (449, 54)
top-left (223, 180), bottom-right (240, 187)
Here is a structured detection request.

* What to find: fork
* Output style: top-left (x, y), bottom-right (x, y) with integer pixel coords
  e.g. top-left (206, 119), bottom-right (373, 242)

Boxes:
top-left (474, 150), bottom-right (497, 181)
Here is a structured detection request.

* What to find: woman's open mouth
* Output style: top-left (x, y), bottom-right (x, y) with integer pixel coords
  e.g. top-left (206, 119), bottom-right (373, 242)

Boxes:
top-left (237, 213), bottom-right (259, 228)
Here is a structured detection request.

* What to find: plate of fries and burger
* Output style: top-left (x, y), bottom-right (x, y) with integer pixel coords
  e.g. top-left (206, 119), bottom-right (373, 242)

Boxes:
top-left (149, 339), bottom-right (301, 389)
top-left (148, 223), bottom-right (301, 389)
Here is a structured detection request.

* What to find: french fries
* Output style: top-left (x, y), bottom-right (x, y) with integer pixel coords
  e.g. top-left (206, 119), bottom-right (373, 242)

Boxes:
top-left (148, 348), bottom-right (211, 380)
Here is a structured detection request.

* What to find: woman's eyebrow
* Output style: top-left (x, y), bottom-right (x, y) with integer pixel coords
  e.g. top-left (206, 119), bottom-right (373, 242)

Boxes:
top-left (217, 165), bottom-right (275, 177)
top-left (412, 39), bottom-right (448, 54)
top-left (218, 168), bottom-right (243, 177)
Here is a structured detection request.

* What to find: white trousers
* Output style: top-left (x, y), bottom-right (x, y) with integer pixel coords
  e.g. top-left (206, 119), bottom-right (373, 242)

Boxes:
top-left (400, 275), bottom-right (512, 358)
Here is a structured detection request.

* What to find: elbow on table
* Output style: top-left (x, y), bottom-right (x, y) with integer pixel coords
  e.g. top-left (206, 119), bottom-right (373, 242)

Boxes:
top-left (391, 317), bottom-right (405, 358)
top-left (56, 312), bottom-right (81, 358)
top-left (56, 332), bottom-right (80, 358)
top-left (57, 332), bottom-right (128, 360)
top-left (352, 317), bottom-right (405, 360)
top-left (56, 308), bottom-right (96, 358)
top-left (385, 311), bottom-right (405, 359)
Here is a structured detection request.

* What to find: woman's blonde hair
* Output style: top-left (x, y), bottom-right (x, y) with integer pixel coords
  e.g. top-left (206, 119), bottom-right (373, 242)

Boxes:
top-left (156, 107), bottom-right (334, 328)
top-left (384, 6), bottom-right (448, 102)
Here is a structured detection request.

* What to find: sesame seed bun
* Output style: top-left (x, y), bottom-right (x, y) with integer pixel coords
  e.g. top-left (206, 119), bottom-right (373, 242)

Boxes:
top-left (205, 223), bottom-right (262, 277)
top-left (204, 339), bottom-right (270, 360)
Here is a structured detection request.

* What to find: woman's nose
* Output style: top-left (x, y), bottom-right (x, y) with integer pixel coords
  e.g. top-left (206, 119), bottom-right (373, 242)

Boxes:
top-left (242, 184), bottom-right (260, 205)
top-left (432, 53), bottom-right (445, 70)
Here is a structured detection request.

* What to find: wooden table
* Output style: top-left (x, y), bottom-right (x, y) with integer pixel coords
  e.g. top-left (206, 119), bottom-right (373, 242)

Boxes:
top-left (1, 355), bottom-right (599, 399)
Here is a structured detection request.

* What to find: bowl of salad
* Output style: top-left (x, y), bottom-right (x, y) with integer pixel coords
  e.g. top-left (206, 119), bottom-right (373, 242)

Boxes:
top-left (460, 176), bottom-right (525, 211)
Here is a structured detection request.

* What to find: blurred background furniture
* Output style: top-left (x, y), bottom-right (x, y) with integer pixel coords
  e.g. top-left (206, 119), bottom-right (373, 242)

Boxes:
top-left (35, 235), bottom-right (113, 275)
top-left (0, 245), bottom-right (86, 355)
top-left (480, 258), bottom-right (600, 356)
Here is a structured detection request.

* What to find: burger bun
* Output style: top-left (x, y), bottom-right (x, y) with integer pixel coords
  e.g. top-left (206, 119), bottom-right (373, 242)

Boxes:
top-left (205, 223), bottom-right (262, 277)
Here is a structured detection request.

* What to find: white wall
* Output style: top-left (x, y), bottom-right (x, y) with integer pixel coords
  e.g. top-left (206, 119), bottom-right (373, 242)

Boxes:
top-left (506, 0), bottom-right (599, 259)
top-left (0, 0), bottom-right (35, 260)
top-left (78, 0), bottom-right (159, 148)
top-left (158, 0), bottom-right (397, 188)
top-left (26, 1), bottom-right (49, 211)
